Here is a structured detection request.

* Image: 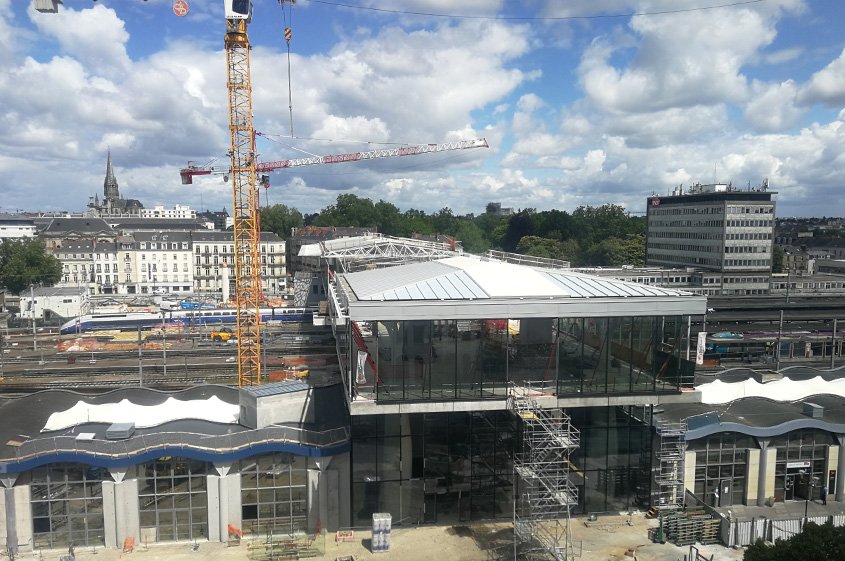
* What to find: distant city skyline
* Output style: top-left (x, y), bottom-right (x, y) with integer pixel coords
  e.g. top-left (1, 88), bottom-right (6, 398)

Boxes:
top-left (1, 0), bottom-right (844, 217)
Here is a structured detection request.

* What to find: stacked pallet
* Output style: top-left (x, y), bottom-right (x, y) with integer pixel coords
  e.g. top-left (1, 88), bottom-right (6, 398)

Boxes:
top-left (656, 510), bottom-right (721, 546)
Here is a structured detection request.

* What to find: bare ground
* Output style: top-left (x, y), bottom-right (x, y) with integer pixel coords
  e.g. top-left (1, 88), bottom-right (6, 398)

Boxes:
top-left (14, 515), bottom-right (749, 561)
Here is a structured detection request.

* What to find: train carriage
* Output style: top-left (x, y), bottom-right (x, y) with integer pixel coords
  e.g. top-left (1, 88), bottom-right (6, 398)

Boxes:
top-left (60, 307), bottom-right (313, 334)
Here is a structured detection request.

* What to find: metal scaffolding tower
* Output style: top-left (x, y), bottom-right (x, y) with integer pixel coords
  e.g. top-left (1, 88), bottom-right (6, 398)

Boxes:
top-left (654, 420), bottom-right (687, 511)
top-left (511, 383), bottom-right (580, 561)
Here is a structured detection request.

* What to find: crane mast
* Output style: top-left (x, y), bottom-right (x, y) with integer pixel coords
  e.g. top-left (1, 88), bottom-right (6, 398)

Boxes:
top-left (225, 5), bottom-right (262, 387)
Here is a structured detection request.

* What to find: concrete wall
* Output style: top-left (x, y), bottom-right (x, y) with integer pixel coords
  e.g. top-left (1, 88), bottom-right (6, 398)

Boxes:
top-left (239, 389), bottom-right (314, 429)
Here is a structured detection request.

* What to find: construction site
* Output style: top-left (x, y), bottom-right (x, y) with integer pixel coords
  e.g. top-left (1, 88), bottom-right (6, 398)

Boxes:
top-left (4, 2), bottom-right (845, 561)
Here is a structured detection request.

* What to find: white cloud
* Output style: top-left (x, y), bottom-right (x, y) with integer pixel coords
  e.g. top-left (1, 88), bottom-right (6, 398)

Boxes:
top-left (29, 4), bottom-right (131, 78)
top-left (744, 79), bottom-right (803, 131)
top-left (800, 47), bottom-right (845, 106)
top-left (579, 7), bottom-right (778, 113)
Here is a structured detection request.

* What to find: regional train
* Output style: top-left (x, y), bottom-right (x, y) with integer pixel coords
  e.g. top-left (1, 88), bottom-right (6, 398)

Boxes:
top-left (60, 307), bottom-right (314, 335)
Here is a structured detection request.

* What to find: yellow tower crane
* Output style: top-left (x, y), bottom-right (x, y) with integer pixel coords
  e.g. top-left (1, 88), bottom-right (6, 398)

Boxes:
top-left (36, 0), bottom-right (489, 389)
top-left (223, 0), bottom-right (262, 387)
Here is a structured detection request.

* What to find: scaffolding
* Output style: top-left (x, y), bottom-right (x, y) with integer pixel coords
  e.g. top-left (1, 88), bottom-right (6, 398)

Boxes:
top-left (654, 420), bottom-right (687, 511)
top-left (511, 383), bottom-right (579, 561)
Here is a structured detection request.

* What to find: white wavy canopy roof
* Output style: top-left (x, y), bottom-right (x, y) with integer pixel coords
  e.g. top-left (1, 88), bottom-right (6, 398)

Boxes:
top-left (42, 396), bottom-right (239, 432)
top-left (697, 376), bottom-right (845, 405)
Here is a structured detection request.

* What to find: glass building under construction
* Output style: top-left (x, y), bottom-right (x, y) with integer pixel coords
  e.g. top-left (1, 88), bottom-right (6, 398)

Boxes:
top-left (0, 254), bottom-right (707, 551)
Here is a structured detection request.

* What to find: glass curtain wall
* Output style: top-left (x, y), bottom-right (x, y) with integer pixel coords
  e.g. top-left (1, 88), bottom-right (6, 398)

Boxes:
top-left (351, 412), bottom-right (515, 526)
top-left (358, 315), bottom-right (693, 401)
top-left (568, 406), bottom-right (653, 513)
top-left (240, 453), bottom-right (308, 536)
top-left (31, 464), bottom-right (106, 549)
top-left (773, 429), bottom-right (833, 502)
top-left (688, 432), bottom-right (753, 507)
top-left (138, 458), bottom-right (208, 542)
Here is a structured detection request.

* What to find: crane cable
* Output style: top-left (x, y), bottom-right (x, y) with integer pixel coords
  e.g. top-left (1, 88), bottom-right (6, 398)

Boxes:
top-left (281, 1), bottom-right (295, 138)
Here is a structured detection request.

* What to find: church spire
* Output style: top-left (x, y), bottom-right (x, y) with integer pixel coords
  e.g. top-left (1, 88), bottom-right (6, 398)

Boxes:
top-left (103, 149), bottom-right (120, 203)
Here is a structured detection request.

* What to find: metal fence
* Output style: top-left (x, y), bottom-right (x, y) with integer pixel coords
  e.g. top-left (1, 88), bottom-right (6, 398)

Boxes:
top-left (722, 514), bottom-right (845, 547)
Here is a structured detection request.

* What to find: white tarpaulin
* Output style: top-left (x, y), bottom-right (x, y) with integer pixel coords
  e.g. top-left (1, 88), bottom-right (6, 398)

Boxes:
top-left (42, 396), bottom-right (239, 432)
top-left (697, 376), bottom-right (845, 405)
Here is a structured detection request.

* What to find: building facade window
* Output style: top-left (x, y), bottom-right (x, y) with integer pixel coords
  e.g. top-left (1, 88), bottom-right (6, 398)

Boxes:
top-left (138, 458), bottom-right (208, 542)
top-left (31, 464), bottom-right (106, 549)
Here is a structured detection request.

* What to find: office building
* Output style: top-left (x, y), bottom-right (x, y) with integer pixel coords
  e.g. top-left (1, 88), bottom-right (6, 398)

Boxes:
top-left (646, 183), bottom-right (776, 295)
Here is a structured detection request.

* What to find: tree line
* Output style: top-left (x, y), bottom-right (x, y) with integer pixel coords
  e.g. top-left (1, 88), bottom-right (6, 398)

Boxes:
top-left (261, 194), bottom-right (646, 267)
top-left (0, 197), bottom-right (646, 295)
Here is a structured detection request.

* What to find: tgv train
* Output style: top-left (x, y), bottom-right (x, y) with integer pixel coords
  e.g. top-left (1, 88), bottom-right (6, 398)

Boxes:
top-left (60, 307), bottom-right (314, 335)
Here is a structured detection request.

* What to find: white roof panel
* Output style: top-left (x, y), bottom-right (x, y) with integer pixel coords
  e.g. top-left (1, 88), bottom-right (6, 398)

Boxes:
top-left (339, 254), bottom-right (706, 320)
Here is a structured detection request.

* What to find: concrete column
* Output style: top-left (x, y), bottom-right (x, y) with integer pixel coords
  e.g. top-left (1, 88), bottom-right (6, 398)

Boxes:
top-left (307, 465), bottom-right (322, 534)
top-left (836, 435), bottom-right (845, 502)
top-left (332, 452), bottom-right (351, 530)
top-left (12, 484), bottom-right (32, 552)
top-left (0, 485), bottom-right (7, 549)
top-left (206, 470), bottom-right (241, 543)
top-left (683, 450), bottom-right (696, 495)
top-left (109, 468), bottom-right (139, 547)
top-left (826, 445), bottom-right (838, 503)
top-left (2, 487), bottom-right (14, 553)
top-left (207, 475), bottom-right (221, 542)
top-left (757, 439), bottom-right (770, 507)
top-left (746, 449), bottom-right (760, 506)
top-left (102, 480), bottom-right (118, 548)
top-left (764, 447), bottom-right (777, 504)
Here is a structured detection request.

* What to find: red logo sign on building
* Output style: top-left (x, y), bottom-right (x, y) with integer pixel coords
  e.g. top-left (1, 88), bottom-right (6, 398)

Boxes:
top-left (651, 197), bottom-right (661, 207)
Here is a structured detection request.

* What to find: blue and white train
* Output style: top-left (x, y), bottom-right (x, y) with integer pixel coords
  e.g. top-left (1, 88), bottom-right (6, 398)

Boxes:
top-left (60, 307), bottom-right (314, 335)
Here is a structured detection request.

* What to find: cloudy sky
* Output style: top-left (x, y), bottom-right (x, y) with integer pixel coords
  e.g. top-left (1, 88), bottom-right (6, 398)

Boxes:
top-left (2, 0), bottom-right (844, 218)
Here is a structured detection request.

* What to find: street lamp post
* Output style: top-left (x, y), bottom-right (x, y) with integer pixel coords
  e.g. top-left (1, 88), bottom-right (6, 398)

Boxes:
top-left (804, 476), bottom-right (818, 520)
top-left (785, 264), bottom-right (792, 304)
top-left (161, 312), bottom-right (167, 379)
top-left (30, 284), bottom-right (37, 352)
top-left (776, 310), bottom-right (784, 371)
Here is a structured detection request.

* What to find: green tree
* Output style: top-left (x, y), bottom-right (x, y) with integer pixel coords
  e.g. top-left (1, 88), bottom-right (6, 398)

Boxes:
top-left (0, 239), bottom-right (62, 294)
top-left (583, 234), bottom-right (645, 267)
top-left (473, 212), bottom-right (506, 249)
top-left (374, 200), bottom-right (403, 236)
top-left (402, 208), bottom-right (434, 237)
top-left (572, 204), bottom-right (643, 248)
top-left (454, 220), bottom-right (489, 254)
top-left (432, 207), bottom-right (456, 234)
top-left (744, 522), bottom-right (845, 561)
top-left (313, 194), bottom-right (378, 227)
top-left (499, 210), bottom-right (536, 251)
top-left (516, 236), bottom-right (579, 262)
top-left (260, 204), bottom-right (303, 239)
